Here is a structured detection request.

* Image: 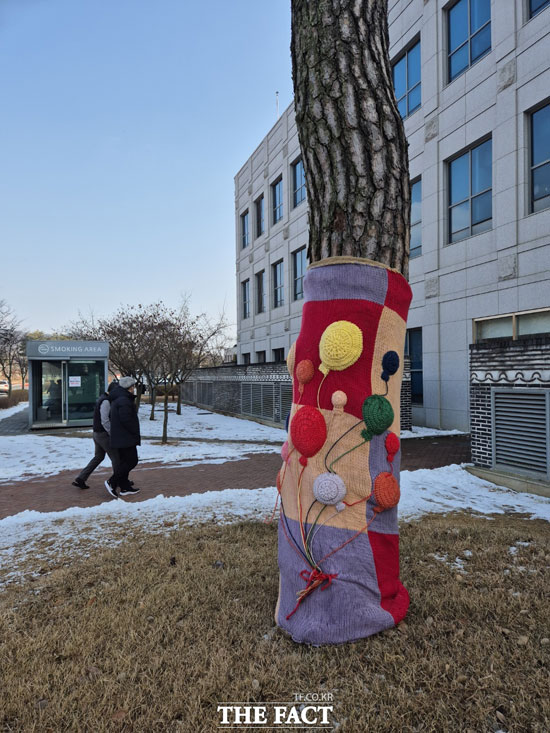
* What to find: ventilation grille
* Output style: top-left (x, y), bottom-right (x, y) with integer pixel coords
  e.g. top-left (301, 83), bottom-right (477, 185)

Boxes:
top-left (196, 382), bottom-right (213, 406)
top-left (241, 382), bottom-right (289, 424)
top-left (493, 390), bottom-right (549, 476)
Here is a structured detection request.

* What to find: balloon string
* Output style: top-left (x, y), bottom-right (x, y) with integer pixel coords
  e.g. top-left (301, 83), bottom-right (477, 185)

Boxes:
top-left (323, 419), bottom-right (363, 473)
top-left (316, 373), bottom-right (327, 411)
top-left (328, 438), bottom-right (367, 472)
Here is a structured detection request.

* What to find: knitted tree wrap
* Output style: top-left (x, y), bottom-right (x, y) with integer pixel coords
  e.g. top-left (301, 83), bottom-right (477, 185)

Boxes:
top-left (296, 359), bottom-right (315, 386)
top-left (287, 342), bottom-right (296, 376)
top-left (319, 320), bottom-right (362, 375)
top-left (313, 472), bottom-right (347, 505)
top-left (290, 405), bottom-right (327, 458)
top-left (277, 257), bottom-right (412, 645)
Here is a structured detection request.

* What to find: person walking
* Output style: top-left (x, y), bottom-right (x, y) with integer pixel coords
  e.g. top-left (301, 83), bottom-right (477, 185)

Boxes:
top-left (106, 377), bottom-right (141, 498)
top-left (72, 381), bottom-right (119, 490)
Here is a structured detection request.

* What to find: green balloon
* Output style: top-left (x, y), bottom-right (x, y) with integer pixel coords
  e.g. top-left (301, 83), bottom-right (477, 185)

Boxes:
top-left (362, 395), bottom-right (394, 441)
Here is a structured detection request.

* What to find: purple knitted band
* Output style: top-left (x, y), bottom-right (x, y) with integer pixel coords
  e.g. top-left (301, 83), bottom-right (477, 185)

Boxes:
top-left (304, 262), bottom-right (388, 305)
top-left (277, 516), bottom-right (395, 645)
top-left (366, 432), bottom-right (400, 534)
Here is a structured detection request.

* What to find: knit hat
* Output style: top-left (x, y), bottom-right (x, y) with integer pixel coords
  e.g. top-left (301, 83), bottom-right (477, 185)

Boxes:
top-left (119, 377), bottom-right (136, 389)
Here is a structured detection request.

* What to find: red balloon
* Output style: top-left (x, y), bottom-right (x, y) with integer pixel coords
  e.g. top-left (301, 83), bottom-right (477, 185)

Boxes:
top-left (385, 432), bottom-right (400, 456)
top-left (290, 406), bottom-right (327, 458)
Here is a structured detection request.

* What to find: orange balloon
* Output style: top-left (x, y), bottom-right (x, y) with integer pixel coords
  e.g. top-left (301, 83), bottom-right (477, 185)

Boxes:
top-left (373, 472), bottom-right (400, 512)
top-left (296, 359), bottom-right (315, 385)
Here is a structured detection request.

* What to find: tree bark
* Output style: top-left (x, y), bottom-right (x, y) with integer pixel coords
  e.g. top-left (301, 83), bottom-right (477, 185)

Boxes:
top-left (291, 0), bottom-right (410, 276)
top-left (162, 389), bottom-right (169, 444)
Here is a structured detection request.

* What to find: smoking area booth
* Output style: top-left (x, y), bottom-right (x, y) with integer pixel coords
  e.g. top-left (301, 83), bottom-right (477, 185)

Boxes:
top-left (27, 341), bottom-right (109, 429)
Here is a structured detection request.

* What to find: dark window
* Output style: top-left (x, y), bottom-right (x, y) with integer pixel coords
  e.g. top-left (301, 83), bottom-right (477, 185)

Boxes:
top-left (392, 40), bottom-right (421, 119)
top-left (273, 348), bottom-right (285, 362)
top-left (448, 0), bottom-right (491, 82)
top-left (292, 158), bottom-right (306, 207)
top-left (241, 280), bottom-right (250, 320)
top-left (272, 177), bottom-right (283, 224)
top-left (292, 246), bottom-right (306, 300)
top-left (410, 179), bottom-right (422, 258)
top-left (273, 260), bottom-right (284, 308)
top-left (241, 210), bottom-right (249, 249)
top-left (448, 138), bottom-right (492, 243)
top-left (531, 103), bottom-right (550, 213)
top-left (242, 352), bottom-right (250, 365)
top-left (405, 328), bottom-right (423, 405)
top-left (255, 195), bottom-right (264, 237)
top-left (255, 270), bottom-right (266, 314)
top-left (256, 351), bottom-right (266, 364)
top-left (530, 0), bottom-right (550, 17)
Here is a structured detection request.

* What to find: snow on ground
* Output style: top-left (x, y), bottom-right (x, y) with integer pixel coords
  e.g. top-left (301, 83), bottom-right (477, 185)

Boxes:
top-left (0, 405), bottom-right (282, 483)
top-left (1, 463), bottom-right (549, 588)
top-left (0, 401), bottom-right (29, 421)
top-left (400, 425), bottom-right (465, 439)
top-left (137, 404), bottom-right (284, 442)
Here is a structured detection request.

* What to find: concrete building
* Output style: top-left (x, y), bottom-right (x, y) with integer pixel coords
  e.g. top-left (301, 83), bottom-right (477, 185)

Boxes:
top-left (235, 0), bottom-right (550, 432)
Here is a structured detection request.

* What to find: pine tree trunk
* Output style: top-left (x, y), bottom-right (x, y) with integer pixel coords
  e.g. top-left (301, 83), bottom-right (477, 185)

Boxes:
top-left (150, 387), bottom-right (156, 420)
top-left (291, 0), bottom-right (410, 276)
top-left (176, 387), bottom-right (182, 416)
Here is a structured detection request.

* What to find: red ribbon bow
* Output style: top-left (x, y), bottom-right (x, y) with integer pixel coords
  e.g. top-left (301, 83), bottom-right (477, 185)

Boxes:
top-left (286, 568), bottom-right (338, 620)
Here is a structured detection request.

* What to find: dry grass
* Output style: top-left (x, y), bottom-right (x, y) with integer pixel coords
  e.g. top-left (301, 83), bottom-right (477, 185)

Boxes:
top-left (1, 513), bottom-right (549, 732)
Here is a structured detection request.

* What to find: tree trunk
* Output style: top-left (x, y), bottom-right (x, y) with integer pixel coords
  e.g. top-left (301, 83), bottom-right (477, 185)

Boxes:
top-left (291, 0), bottom-right (410, 276)
top-left (162, 389), bottom-right (169, 444)
top-left (150, 387), bottom-right (156, 420)
top-left (135, 383), bottom-right (143, 412)
top-left (176, 386), bottom-right (182, 416)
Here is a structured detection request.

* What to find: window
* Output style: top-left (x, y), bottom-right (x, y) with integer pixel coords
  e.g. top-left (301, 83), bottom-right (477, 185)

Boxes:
top-left (531, 104), bottom-right (550, 213)
top-left (256, 351), bottom-right (266, 364)
top-left (410, 179), bottom-right (422, 258)
top-left (272, 177), bottom-right (283, 224)
top-left (241, 280), bottom-right (250, 320)
top-left (474, 309), bottom-right (550, 342)
top-left (448, 0), bottom-right (491, 82)
top-left (255, 195), bottom-right (265, 237)
top-left (242, 353), bottom-right (250, 365)
top-left (448, 138), bottom-right (492, 243)
top-left (405, 328), bottom-right (423, 405)
top-left (241, 210), bottom-right (249, 249)
top-left (292, 247), bottom-right (307, 300)
top-left (255, 270), bottom-right (266, 314)
top-left (293, 158), bottom-right (306, 207)
top-left (392, 40), bottom-right (421, 119)
top-left (530, 0), bottom-right (550, 18)
top-left (272, 260), bottom-right (284, 308)
top-left (273, 348), bottom-right (285, 362)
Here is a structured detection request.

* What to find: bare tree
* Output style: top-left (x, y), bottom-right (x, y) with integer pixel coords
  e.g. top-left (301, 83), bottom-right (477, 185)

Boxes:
top-left (291, 0), bottom-right (410, 275)
top-left (15, 334), bottom-right (29, 390)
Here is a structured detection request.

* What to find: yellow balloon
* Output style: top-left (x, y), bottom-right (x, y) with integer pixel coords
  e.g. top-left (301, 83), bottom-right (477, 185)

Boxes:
top-left (319, 321), bottom-right (363, 375)
top-left (286, 342), bottom-right (296, 377)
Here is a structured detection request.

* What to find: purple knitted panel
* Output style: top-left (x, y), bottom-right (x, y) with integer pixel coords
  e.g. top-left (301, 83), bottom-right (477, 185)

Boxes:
top-left (366, 433), bottom-right (399, 534)
top-left (304, 262), bottom-right (388, 305)
top-left (277, 516), bottom-right (395, 645)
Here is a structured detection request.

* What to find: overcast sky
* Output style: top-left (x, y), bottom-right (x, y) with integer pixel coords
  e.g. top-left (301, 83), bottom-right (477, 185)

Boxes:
top-left (0, 0), bottom-right (294, 337)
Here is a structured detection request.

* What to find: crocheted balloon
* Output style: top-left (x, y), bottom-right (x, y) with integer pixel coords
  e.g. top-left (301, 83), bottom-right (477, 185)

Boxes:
top-left (276, 469), bottom-right (282, 492)
top-left (296, 359), bottom-right (315, 387)
top-left (287, 342), bottom-right (296, 376)
top-left (382, 350), bottom-right (400, 376)
top-left (373, 472), bottom-right (400, 512)
top-left (319, 320), bottom-right (363, 376)
top-left (331, 390), bottom-right (348, 409)
top-left (313, 472), bottom-right (347, 506)
top-left (290, 406), bottom-right (327, 458)
top-left (385, 432), bottom-right (400, 461)
top-left (361, 395), bottom-right (394, 441)
top-left (281, 441), bottom-right (290, 463)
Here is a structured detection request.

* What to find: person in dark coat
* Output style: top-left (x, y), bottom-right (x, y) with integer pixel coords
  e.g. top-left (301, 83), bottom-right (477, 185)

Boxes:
top-left (72, 380), bottom-right (119, 489)
top-left (105, 377), bottom-right (141, 498)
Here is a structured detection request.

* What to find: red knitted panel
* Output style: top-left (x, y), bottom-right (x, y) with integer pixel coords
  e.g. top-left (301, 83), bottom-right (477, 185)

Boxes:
top-left (384, 270), bottom-right (413, 322)
top-left (294, 298), bottom-right (383, 420)
top-left (368, 531), bottom-right (409, 623)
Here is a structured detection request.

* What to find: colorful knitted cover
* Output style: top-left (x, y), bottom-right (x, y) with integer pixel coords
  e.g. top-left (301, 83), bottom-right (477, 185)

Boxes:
top-left (275, 257), bottom-right (412, 645)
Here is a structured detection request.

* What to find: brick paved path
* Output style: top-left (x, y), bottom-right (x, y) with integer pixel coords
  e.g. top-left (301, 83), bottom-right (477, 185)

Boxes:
top-left (0, 435), bottom-right (470, 520)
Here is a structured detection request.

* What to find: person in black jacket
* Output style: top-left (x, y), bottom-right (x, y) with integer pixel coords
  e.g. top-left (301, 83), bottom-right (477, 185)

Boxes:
top-left (72, 381), bottom-right (119, 489)
top-left (106, 377), bottom-right (141, 498)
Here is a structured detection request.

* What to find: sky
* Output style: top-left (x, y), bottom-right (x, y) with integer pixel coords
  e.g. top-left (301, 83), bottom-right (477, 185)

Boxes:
top-left (0, 0), bottom-right (294, 337)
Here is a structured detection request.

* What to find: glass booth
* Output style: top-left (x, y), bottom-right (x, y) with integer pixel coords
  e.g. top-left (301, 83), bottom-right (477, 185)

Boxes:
top-left (26, 341), bottom-right (109, 428)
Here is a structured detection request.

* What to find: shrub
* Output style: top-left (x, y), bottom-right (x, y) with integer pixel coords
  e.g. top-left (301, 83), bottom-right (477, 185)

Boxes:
top-left (0, 389), bottom-right (29, 409)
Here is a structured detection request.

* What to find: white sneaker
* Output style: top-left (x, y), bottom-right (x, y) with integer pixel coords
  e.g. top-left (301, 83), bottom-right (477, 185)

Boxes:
top-left (105, 479), bottom-right (118, 499)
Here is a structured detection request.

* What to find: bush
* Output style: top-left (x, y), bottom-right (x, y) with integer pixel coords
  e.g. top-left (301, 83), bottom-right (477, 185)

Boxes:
top-left (0, 389), bottom-right (29, 409)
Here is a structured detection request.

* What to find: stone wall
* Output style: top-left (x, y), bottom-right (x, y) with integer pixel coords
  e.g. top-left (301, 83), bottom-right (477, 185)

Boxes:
top-left (182, 357), bottom-right (412, 431)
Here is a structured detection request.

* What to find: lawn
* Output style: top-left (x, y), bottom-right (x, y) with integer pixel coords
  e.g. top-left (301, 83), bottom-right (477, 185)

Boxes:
top-left (1, 513), bottom-right (549, 732)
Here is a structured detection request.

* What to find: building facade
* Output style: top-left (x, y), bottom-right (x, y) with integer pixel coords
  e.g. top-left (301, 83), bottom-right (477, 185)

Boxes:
top-left (235, 0), bottom-right (550, 432)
